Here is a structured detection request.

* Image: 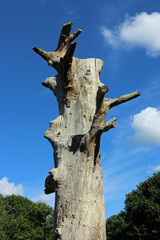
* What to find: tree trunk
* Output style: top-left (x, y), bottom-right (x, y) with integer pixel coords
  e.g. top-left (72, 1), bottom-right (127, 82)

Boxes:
top-left (33, 22), bottom-right (140, 240)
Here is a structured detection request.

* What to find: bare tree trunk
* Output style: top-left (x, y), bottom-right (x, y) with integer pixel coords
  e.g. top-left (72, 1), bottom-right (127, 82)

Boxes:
top-left (33, 22), bottom-right (140, 240)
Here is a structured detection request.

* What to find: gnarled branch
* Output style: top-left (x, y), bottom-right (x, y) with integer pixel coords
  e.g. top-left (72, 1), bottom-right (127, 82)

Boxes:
top-left (33, 22), bottom-right (82, 74)
top-left (56, 22), bottom-right (82, 51)
top-left (100, 117), bottom-right (117, 132)
top-left (80, 91), bottom-right (140, 150)
top-left (104, 91), bottom-right (140, 109)
top-left (97, 85), bottom-right (109, 108)
top-left (79, 86), bottom-right (112, 151)
top-left (32, 47), bottom-right (49, 61)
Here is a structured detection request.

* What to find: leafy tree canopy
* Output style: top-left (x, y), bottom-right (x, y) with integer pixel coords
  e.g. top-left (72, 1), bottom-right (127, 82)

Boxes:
top-left (0, 194), bottom-right (54, 240)
top-left (106, 172), bottom-right (160, 240)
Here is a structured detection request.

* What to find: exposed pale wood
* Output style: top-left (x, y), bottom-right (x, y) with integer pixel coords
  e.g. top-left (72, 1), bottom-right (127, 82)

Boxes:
top-left (33, 22), bottom-right (140, 240)
top-left (104, 91), bottom-right (140, 109)
top-left (33, 22), bottom-right (82, 75)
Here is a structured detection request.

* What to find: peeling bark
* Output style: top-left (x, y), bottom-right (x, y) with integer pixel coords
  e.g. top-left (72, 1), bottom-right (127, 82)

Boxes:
top-left (33, 22), bottom-right (140, 240)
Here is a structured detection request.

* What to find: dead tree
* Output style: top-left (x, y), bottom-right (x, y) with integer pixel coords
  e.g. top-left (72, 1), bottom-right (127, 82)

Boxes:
top-left (33, 22), bottom-right (140, 240)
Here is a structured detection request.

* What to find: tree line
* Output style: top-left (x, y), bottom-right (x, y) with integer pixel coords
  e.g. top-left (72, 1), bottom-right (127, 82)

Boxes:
top-left (0, 172), bottom-right (159, 239)
top-left (0, 194), bottom-right (54, 239)
top-left (106, 172), bottom-right (160, 240)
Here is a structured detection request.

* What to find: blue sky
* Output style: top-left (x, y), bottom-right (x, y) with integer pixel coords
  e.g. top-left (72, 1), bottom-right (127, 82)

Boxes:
top-left (0, 0), bottom-right (160, 219)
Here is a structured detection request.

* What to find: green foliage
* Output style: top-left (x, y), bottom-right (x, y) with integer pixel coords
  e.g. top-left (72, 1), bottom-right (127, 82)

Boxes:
top-left (0, 194), bottom-right (8, 239)
top-left (0, 194), bottom-right (54, 240)
top-left (106, 172), bottom-right (160, 240)
top-left (106, 211), bottom-right (128, 240)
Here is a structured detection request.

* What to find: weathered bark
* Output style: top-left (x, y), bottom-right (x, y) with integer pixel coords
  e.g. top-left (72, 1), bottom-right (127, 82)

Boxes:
top-left (33, 22), bottom-right (140, 240)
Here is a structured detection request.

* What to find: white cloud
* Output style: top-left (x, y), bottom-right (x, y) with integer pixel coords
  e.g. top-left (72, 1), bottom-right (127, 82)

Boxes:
top-left (0, 177), bottom-right (24, 196)
top-left (40, 194), bottom-right (52, 202)
top-left (131, 107), bottom-right (160, 144)
top-left (101, 12), bottom-right (160, 56)
top-left (101, 26), bottom-right (119, 48)
top-left (149, 165), bottom-right (160, 172)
